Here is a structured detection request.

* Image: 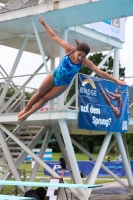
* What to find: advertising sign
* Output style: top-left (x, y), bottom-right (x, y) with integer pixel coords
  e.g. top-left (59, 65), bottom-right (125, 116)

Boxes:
top-left (44, 161), bottom-right (133, 177)
top-left (78, 74), bottom-right (130, 132)
top-left (84, 18), bottom-right (125, 42)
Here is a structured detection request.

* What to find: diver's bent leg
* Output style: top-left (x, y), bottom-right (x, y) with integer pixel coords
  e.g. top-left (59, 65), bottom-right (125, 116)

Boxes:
top-left (18, 73), bottom-right (54, 118)
top-left (18, 85), bottom-right (68, 121)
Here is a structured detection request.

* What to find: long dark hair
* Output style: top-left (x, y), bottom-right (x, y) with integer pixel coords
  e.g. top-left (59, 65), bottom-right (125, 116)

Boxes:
top-left (75, 40), bottom-right (90, 55)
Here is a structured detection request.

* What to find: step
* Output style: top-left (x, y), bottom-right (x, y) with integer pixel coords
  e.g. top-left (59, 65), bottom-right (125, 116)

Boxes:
top-left (8, 147), bottom-right (23, 150)
top-left (8, 141), bottom-right (29, 145)
top-left (0, 164), bottom-right (7, 167)
top-left (0, 170), bottom-right (8, 173)
top-left (17, 136), bottom-right (34, 140)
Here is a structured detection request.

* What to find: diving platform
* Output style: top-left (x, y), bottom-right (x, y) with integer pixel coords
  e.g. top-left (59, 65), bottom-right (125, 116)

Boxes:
top-left (0, 0), bottom-right (133, 27)
top-left (0, 110), bottom-right (133, 135)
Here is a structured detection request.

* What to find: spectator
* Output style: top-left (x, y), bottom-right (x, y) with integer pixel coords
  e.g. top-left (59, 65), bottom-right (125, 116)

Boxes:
top-left (105, 154), bottom-right (110, 161)
top-left (116, 152), bottom-right (122, 161)
top-left (59, 155), bottom-right (66, 177)
top-left (89, 157), bottom-right (92, 161)
top-left (118, 153), bottom-right (122, 161)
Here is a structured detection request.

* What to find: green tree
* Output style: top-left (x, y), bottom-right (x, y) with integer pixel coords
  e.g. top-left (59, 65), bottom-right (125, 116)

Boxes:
top-left (80, 52), bottom-right (125, 78)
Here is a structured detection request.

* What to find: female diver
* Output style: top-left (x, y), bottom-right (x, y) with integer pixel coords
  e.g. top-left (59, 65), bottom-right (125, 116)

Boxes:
top-left (18, 15), bottom-right (126, 121)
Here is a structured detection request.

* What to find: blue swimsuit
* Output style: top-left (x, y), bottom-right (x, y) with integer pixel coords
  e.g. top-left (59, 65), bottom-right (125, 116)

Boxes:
top-left (53, 51), bottom-right (82, 86)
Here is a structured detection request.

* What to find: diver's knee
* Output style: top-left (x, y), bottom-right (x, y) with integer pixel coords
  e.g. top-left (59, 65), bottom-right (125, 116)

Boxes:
top-left (37, 90), bottom-right (44, 98)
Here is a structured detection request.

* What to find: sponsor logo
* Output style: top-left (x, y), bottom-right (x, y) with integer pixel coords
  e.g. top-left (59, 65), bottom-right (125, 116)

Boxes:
top-left (82, 79), bottom-right (96, 89)
top-left (80, 78), bottom-right (97, 96)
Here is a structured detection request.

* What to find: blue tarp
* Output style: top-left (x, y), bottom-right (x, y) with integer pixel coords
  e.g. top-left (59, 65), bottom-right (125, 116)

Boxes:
top-left (44, 161), bottom-right (133, 177)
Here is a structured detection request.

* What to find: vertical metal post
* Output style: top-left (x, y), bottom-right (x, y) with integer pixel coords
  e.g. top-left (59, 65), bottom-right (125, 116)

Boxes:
top-left (0, 129), bottom-right (25, 193)
top-left (26, 127), bottom-right (53, 191)
top-left (75, 74), bottom-right (78, 114)
top-left (57, 28), bottom-right (68, 109)
top-left (50, 57), bottom-right (55, 73)
top-left (115, 132), bottom-right (133, 186)
top-left (0, 36), bottom-right (29, 108)
top-left (22, 87), bottom-right (25, 109)
top-left (113, 48), bottom-right (120, 79)
top-left (50, 57), bottom-right (55, 110)
top-left (31, 17), bottom-right (49, 74)
top-left (122, 134), bottom-right (131, 167)
top-left (86, 132), bottom-right (113, 198)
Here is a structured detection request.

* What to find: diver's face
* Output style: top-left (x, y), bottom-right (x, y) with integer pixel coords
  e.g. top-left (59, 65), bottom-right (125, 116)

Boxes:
top-left (74, 51), bottom-right (87, 62)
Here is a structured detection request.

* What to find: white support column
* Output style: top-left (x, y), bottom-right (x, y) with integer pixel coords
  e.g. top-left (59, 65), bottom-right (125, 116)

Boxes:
top-left (115, 132), bottom-right (133, 187)
top-left (57, 28), bottom-right (68, 109)
top-left (91, 48), bottom-right (116, 77)
top-left (0, 129), bottom-right (25, 193)
top-left (113, 48), bottom-right (120, 79)
top-left (31, 17), bottom-right (49, 75)
top-left (58, 119), bottom-right (86, 199)
top-left (22, 88), bottom-right (25, 109)
top-left (75, 74), bottom-right (78, 114)
top-left (50, 57), bottom-right (55, 72)
top-left (122, 134), bottom-right (131, 167)
top-left (0, 35), bottom-right (29, 108)
top-left (50, 57), bottom-right (55, 110)
top-left (86, 132), bottom-right (113, 198)
top-left (26, 127), bottom-right (53, 191)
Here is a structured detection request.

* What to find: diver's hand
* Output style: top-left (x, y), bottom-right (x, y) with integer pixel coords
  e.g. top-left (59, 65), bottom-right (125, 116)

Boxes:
top-left (115, 79), bottom-right (127, 86)
top-left (38, 14), bottom-right (45, 25)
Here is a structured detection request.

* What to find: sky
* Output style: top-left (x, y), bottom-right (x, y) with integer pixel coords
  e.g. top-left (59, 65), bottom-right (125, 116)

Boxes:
top-left (0, 16), bottom-right (133, 90)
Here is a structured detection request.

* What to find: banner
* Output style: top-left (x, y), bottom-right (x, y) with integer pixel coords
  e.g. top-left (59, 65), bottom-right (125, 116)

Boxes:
top-left (78, 74), bottom-right (130, 132)
top-left (84, 18), bottom-right (125, 42)
top-left (44, 161), bottom-right (133, 177)
top-left (44, 161), bottom-right (70, 177)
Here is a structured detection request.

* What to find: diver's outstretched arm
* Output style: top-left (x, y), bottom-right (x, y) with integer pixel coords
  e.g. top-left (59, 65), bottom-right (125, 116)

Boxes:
top-left (82, 58), bottom-right (127, 86)
top-left (38, 14), bottom-right (74, 54)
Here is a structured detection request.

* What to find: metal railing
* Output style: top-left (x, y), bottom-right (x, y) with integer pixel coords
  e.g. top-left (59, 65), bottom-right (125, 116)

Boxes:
top-left (0, 0), bottom-right (54, 14)
top-left (0, 64), bottom-right (133, 115)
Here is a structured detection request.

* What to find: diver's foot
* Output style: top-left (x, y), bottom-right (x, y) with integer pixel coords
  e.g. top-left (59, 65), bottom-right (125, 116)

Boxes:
top-left (18, 110), bottom-right (26, 119)
top-left (18, 113), bottom-right (29, 122)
